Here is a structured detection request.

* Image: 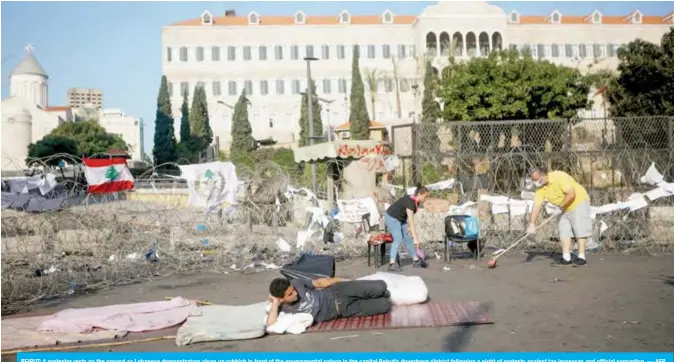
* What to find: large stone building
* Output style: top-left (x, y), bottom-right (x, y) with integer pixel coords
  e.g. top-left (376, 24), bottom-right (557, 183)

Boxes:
top-left (1, 45), bottom-right (142, 171)
top-left (161, 1), bottom-right (673, 151)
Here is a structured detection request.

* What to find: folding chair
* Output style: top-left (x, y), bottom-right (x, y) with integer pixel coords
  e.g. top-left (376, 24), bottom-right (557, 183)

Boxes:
top-left (444, 214), bottom-right (484, 262)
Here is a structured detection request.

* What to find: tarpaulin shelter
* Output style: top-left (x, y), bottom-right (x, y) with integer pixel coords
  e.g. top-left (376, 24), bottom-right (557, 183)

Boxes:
top-left (293, 140), bottom-right (393, 203)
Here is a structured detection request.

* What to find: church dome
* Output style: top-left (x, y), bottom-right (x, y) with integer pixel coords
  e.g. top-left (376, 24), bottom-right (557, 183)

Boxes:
top-left (10, 45), bottom-right (48, 78)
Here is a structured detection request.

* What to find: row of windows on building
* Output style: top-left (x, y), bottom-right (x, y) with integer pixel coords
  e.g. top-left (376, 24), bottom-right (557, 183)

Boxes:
top-left (169, 77), bottom-right (417, 97)
top-left (510, 43), bottom-right (625, 59)
top-left (166, 44), bottom-right (417, 63)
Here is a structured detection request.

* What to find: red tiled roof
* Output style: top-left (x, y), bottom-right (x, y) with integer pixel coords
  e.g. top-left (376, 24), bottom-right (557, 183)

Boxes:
top-left (171, 14), bottom-right (416, 27)
top-left (335, 121), bottom-right (386, 131)
top-left (517, 13), bottom-right (669, 25)
top-left (46, 106), bottom-right (70, 112)
top-left (169, 10), bottom-right (672, 27)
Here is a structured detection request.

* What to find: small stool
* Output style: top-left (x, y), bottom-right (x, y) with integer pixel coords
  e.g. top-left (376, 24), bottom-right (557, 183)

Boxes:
top-left (362, 213), bottom-right (400, 268)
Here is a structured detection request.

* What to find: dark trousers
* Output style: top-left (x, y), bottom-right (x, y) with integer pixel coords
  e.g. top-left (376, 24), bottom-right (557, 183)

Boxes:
top-left (331, 280), bottom-right (392, 318)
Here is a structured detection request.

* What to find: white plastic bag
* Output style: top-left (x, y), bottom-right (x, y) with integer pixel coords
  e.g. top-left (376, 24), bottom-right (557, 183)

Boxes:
top-left (357, 272), bottom-right (428, 306)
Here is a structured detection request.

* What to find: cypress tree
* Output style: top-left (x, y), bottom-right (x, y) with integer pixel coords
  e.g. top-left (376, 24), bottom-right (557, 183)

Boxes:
top-left (230, 90), bottom-right (255, 155)
top-left (152, 75), bottom-right (178, 165)
top-left (348, 45), bottom-right (371, 140)
top-left (298, 79), bottom-right (323, 147)
top-left (179, 88), bottom-right (190, 142)
top-left (189, 85), bottom-right (213, 147)
top-left (420, 60), bottom-right (441, 154)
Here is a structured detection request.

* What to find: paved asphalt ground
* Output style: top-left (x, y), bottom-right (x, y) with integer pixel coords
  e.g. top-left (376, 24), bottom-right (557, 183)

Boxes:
top-left (3, 253), bottom-right (673, 354)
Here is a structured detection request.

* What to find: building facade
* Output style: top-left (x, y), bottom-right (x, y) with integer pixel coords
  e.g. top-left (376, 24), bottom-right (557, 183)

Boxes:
top-left (98, 108), bottom-right (143, 161)
top-left (161, 1), bottom-right (674, 151)
top-left (67, 87), bottom-right (104, 109)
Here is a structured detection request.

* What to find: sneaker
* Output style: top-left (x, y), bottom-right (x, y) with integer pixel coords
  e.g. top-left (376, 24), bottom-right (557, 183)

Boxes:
top-left (551, 258), bottom-right (573, 267)
top-left (573, 258), bottom-right (587, 267)
top-left (413, 259), bottom-right (428, 268)
top-left (388, 264), bottom-right (402, 272)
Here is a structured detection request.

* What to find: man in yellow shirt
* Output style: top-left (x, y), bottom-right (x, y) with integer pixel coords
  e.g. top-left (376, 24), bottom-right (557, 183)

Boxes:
top-left (528, 166), bottom-right (592, 266)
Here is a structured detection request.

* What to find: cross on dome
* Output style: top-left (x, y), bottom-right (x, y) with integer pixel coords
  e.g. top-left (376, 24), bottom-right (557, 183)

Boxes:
top-left (25, 44), bottom-right (34, 53)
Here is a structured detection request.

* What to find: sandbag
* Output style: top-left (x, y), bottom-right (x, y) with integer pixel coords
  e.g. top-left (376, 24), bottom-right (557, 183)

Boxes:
top-left (280, 254), bottom-right (335, 281)
top-left (357, 272), bottom-right (428, 306)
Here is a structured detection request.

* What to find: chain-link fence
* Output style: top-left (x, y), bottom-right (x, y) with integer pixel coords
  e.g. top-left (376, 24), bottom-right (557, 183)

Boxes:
top-left (392, 116), bottom-right (674, 253)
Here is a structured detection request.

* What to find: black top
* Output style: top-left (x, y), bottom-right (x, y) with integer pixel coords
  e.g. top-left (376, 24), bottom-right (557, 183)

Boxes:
top-left (386, 194), bottom-right (418, 223)
top-left (281, 278), bottom-right (338, 323)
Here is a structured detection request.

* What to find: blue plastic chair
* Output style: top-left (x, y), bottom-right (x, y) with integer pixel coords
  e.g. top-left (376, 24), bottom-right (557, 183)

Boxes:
top-left (444, 214), bottom-right (483, 262)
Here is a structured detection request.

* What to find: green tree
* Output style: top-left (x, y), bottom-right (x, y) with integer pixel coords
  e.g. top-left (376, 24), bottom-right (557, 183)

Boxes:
top-left (298, 79), bottom-right (323, 147)
top-left (419, 59), bottom-right (442, 155)
top-left (189, 84), bottom-right (213, 147)
top-left (606, 29), bottom-right (674, 149)
top-left (26, 136), bottom-right (78, 166)
top-left (152, 75), bottom-right (178, 165)
top-left (230, 90), bottom-right (255, 155)
top-left (348, 45), bottom-right (371, 140)
top-left (48, 120), bottom-right (128, 156)
top-left (437, 49), bottom-right (592, 151)
top-left (179, 88), bottom-right (190, 142)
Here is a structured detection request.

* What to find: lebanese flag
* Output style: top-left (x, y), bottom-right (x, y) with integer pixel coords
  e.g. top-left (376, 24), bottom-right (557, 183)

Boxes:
top-left (82, 157), bottom-right (135, 193)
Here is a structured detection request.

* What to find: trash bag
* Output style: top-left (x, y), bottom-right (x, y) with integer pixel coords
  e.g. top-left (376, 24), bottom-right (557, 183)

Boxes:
top-left (280, 254), bottom-right (336, 281)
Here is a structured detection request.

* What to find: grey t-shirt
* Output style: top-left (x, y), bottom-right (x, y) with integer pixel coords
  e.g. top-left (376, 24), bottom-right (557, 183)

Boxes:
top-left (281, 278), bottom-right (337, 323)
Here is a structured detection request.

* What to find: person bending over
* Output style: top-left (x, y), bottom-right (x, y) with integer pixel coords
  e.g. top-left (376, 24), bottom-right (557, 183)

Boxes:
top-left (265, 277), bottom-right (392, 326)
top-left (528, 165), bottom-right (591, 267)
top-left (384, 184), bottom-right (430, 272)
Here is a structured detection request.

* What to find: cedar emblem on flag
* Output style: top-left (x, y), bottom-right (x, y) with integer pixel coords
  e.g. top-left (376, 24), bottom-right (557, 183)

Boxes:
top-left (82, 157), bottom-right (135, 194)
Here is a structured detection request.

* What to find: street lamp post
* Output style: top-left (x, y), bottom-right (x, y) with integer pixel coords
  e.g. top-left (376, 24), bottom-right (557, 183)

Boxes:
top-left (304, 56), bottom-right (319, 195)
top-left (301, 92), bottom-right (335, 142)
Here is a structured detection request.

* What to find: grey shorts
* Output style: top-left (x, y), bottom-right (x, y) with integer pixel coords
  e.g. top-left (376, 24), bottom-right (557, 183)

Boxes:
top-left (557, 199), bottom-right (593, 240)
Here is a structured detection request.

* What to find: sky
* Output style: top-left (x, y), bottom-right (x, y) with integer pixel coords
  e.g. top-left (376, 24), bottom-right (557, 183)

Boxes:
top-left (2, 1), bottom-right (673, 154)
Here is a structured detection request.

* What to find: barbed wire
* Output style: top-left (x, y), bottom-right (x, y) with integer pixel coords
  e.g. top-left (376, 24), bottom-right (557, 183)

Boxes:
top-left (3, 117), bottom-right (674, 314)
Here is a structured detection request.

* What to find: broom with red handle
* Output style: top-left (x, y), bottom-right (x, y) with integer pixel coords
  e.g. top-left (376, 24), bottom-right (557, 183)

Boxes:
top-left (487, 214), bottom-right (556, 269)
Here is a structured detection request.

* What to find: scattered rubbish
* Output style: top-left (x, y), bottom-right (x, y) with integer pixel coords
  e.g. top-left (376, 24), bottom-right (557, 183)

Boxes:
top-left (623, 321), bottom-right (640, 324)
top-left (443, 266), bottom-right (451, 271)
top-left (260, 262), bottom-right (280, 270)
top-left (200, 238), bottom-right (210, 246)
top-left (145, 241), bottom-right (159, 262)
top-left (371, 332), bottom-right (384, 336)
top-left (125, 253), bottom-right (140, 260)
top-left (466, 264), bottom-right (477, 270)
top-left (195, 224), bottom-right (207, 232)
top-left (67, 281), bottom-right (80, 295)
top-left (230, 264), bottom-right (238, 270)
top-left (434, 252), bottom-right (441, 260)
top-left (329, 334), bottom-right (359, 340)
top-left (276, 237), bottom-right (291, 252)
top-left (332, 232), bottom-right (344, 243)
top-left (550, 278), bottom-right (563, 283)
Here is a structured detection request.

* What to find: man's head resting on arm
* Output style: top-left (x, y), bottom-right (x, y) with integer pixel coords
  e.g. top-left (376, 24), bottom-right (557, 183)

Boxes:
top-left (529, 165), bottom-right (549, 188)
top-left (269, 278), bottom-right (298, 304)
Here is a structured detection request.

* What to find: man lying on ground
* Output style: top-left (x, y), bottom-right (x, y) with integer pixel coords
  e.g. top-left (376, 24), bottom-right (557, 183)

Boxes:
top-left (265, 277), bottom-right (392, 326)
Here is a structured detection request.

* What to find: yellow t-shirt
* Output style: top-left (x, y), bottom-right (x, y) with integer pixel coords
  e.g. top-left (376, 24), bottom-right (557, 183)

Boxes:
top-left (534, 171), bottom-right (589, 212)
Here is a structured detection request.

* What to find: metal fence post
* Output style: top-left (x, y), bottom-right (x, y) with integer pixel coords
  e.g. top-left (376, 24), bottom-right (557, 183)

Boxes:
top-left (411, 123), bottom-right (421, 185)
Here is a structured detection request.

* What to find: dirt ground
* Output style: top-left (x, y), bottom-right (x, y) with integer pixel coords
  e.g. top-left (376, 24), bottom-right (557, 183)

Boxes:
top-left (5, 253), bottom-right (674, 353)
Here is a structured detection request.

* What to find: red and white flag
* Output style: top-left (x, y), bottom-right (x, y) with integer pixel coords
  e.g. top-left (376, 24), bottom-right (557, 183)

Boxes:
top-left (82, 157), bottom-right (135, 193)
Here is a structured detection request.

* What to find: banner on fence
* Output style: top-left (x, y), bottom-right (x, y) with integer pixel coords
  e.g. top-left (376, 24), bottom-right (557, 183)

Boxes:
top-left (178, 161), bottom-right (239, 213)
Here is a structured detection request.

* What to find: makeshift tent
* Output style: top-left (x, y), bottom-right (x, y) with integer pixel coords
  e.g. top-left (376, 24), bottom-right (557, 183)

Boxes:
top-left (280, 254), bottom-right (336, 281)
